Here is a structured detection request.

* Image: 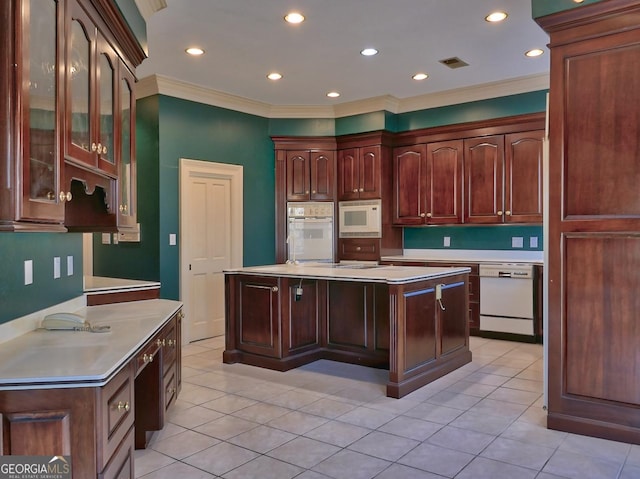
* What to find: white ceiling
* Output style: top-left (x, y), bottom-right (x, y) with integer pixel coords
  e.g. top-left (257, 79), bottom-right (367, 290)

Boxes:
top-left (136, 0), bottom-right (550, 113)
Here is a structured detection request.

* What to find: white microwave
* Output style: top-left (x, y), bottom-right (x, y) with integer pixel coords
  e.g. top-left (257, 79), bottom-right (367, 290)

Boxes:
top-left (338, 199), bottom-right (382, 238)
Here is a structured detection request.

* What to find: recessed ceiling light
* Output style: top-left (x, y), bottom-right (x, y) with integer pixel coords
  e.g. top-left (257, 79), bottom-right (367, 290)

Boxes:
top-left (573, 0), bottom-right (585, 3)
top-left (185, 47), bottom-right (205, 56)
top-left (326, 91), bottom-right (340, 98)
top-left (360, 48), bottom-right (378, 56)
top-left (412, 73), bottom-right (428, 81)
top-left (485, 11), bottom-right (508, 22)
top-left (525, 48), bottom-right (544, 58)
top-left (267, 72), bottom-right (283, 80)
top-left (284, 12), bottom-right (305, 24)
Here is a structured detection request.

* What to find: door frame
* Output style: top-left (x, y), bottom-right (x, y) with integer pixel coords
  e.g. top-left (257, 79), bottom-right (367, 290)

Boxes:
top-left (179, 158), bottom-right (243, 343)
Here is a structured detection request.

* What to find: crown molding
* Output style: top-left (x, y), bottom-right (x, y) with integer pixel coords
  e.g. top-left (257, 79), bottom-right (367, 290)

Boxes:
top-left (134, 0), bottom-right (167, 21)
top-left (136, 72), bottom-right (549, 119)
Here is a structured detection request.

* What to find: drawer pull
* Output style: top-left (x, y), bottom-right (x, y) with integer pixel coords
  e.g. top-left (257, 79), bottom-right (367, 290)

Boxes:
top-left (157, 338), bottom-right (165, 348)
top-left (143, 353), bottom-right (154, 363)
top-left (117, 401), bottom-right (130, 412)
top-left (177, 311), bottom-right (185, 320)
top-left (167, 339), bottom-right (175, 347)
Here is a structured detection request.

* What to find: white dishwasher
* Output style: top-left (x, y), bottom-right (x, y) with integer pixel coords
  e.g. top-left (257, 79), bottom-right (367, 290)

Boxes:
top-left (479, 263), bottom-right (534, 338)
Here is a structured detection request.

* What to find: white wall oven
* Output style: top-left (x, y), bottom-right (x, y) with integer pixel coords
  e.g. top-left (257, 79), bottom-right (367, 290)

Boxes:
top-left (287, 202), bottom-right (334, 263)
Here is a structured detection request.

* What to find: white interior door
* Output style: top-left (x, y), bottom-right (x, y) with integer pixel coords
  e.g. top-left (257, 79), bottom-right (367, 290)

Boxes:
top-left (180, 159), bottom-right (243, 343)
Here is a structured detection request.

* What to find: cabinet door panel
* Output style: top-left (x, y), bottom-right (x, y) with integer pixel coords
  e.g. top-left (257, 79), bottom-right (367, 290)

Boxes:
top-left (402, 285), bottom-right (436, 371)
top-left (337, 148), bottom-right (358, 200)
top-left (464, 136), bottom-right (504, 224)
top-left (440, 281), bottom-right (468, 356)
top-left (393, 145), bottom-right (427, 225)
top-left (505, 131), bottom-right (543, 223)
top-left (96, 35), bottom-right (117, 175)
top-left (4, 410), bottom-right (71, 455)
top-left (238, 277), bottom-right (281, 357)
top-left (117, 71), bottom-right (136, 227)
top-left (427, 140), bottom-right (463, 224)
top-left (66, 3), bottom-right (96, 167)
top-left (310, 150), bottom-right (335, 200)
top-left (359, 145), bottom-right (381, 199)
top-left (287, 280), bottom-right (319, 352)
top-left (20, 0), bottom-right (65, 222)
top-left (327, 282), bottom-right (368, 348)
top-left (286, 150), bottom-right (309, 201)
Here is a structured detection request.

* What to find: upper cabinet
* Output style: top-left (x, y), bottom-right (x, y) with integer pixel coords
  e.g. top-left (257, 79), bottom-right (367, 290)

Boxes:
top-left (393, 140), bottom-right (463, 226)
top-left (337, 145), bottom-right (382, 200)
top-left (0, 0), bottom-right (145, 232)
top-left (285, 149), bottom-right (335, 201)
top-left (464, 131), bottom-right (543, 224)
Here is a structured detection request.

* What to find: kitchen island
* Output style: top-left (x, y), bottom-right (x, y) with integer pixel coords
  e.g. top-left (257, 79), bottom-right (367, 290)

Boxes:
top-left (224, 263), bottom-right (471, 398)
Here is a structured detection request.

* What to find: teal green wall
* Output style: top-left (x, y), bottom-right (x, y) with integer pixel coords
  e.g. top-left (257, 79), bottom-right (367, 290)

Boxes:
top-left (0, 233), bottom-right (83, 324)
top-left (92, 96), bottom-right (160, 281)
top-left (532, 0), bottom-right (604, 18)
top-left (114, 0), bottom-right (147, 55)
top-left (404, 225), bottom-right (543, 251)
top-left (269, 118), bottom-right (335, 137)
top-left (396, 91), bottom-right (548, 132)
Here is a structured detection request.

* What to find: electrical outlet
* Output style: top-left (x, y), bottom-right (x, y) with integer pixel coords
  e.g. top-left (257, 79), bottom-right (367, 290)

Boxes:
top-left (24, 260), bottom-right (33, 285)
top-left (530, 236), bottom-right (538, 248)
top-left (101, 233), bottom-right (111, 245)
top-left (443, 236), bottom-right (451, 247)
top-left (67, 255), bottom-right (74, 276)
top-left (53, 257), bottom-right (61, 279)
top-left (512, 236), bottom-right (524, 248)
top-left (112, 233), bottom-right (119, 244)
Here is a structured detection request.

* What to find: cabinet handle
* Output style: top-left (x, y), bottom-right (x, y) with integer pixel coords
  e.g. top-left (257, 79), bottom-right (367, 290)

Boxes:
top-left (91, 142), bottom-right (97, 152)
top-left (156, 338), bottom-right (165, 348)
top-left (143, 353), bottom-right (154, 363)
top-left (505, 211), bottom-right (511, 216)
top-left (426, 212), bottom-right (432, 218)
top-left (420, 213), bottom-right (426, 218)
top-left (312, 190), bottom-right (316, 194)
top-left (356, 246), bottom-right (361, 251)
top-left (305, 190), bottom-right (309, 194)
top-left (117, 401), bottom-right (130, 412)
top-left (96, 143), bottom-right (102, 154)
top-left (353, 189), bottom-right (358, 193)
top-left (178, 311), bottom-right (185, 320)
top-left (497, 210), bottom-right (503, 216)
top-left (102, 145), bottom-right (108, 155)
top-left (58, 191), bottom-right (72, 202)
top-left (167, 339), bottom-right (175, 347)
top-left (272, 286), bottom-right (279, 292)
top-left (359, 188), bottom-right (364, 192)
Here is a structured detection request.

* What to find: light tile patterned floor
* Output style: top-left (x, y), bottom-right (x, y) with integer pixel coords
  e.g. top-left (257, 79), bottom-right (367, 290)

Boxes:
top-left (134, 337), bottom-right (640, 478)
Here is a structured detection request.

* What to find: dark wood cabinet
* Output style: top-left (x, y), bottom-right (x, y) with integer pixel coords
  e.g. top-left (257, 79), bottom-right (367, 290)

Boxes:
top-left (537, 0), bottom-right (640, 444)
top-left (464, 135), bottom-right (505, 224)
top-left (285, 279), bottom-right (321, 354)
top-left (0, 0), bottom-right (144, 232)
top-left (393, 145), bottom-right (427, 225)
top-left (505, 130), bottom-right (543, 224)
top-left (337, 145), bottom-right (381, 200)
top-left (285, 149), bottom-right (335, 201)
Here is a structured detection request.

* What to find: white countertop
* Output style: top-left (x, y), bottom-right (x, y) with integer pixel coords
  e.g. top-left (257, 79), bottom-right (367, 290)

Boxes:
top-left (382, 249), bottom-right (544, 265)
top-left (0, 299), bottom-right (182, 390)
top-left (225, 263), bottom-right (471, 284)
top-left (84, 275), bottom-right (161, 293)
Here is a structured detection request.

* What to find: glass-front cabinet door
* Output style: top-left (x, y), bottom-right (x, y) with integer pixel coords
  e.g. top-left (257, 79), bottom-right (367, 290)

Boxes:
top-left (96, 35), bottom-right (117, 176)
top-left (118, 67), bottom-right (137, 228)
top-left (20, 0), bottom-right (65, 224)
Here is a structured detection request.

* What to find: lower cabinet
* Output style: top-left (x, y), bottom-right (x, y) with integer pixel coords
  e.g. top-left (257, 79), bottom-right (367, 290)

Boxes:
top-left (0, 308), bottom-right (182, 477)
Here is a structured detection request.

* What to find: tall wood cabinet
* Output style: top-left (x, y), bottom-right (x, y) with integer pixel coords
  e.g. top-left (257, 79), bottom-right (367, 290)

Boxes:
top-left (337, 145), bottom-right (382, 200)
top-left (0, 0), bottom-right (144, 232)
top-left (537, 0), bottom-right (640, 444)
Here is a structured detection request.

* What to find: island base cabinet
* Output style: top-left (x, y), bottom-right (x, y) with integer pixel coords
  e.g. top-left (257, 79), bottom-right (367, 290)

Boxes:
top-left (224, 272), bottom-right (471, 398)
top-left (387, 275), bottom-right (471, 398)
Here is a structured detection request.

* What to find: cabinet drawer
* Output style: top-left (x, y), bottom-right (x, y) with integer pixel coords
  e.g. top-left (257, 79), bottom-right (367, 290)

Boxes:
top-left (134, 335), bottom-right (161, 376)
top-left (98, 363), bottom-right (134, 471)
top-left (98, 425), bottom-right (134, 479)
top-left (338, 238), bottom-right (379, 261)
top-left (163, 363), bottom-right (178, 411)
top-left (161, 317), bottom-right (178, 376)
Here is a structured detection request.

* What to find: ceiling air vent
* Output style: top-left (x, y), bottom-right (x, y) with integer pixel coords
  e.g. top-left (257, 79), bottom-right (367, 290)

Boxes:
top-left (439, 57), bottom-right (469, 69)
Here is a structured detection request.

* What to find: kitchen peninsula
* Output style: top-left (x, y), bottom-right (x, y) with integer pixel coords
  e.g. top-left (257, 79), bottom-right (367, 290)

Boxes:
top-left (224, 264), bottom-right (471, 398)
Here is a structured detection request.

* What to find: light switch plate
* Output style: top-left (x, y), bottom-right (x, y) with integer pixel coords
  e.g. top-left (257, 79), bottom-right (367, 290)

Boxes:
top-left (67, 255), bottom-right (74, 276)
top-left (169, 234), bottom-right (177, 246)
top-left (512, 236), bottom-right (524, 248)
top-left (53, 257), bottom-right (61, 279)
top-left (24, 260), bottom-right (33, 285)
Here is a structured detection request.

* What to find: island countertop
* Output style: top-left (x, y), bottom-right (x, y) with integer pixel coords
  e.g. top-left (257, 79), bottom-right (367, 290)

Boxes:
top-left (224, 263), bottom-right (470, 284)
top-left (0, 299), bottom-right (182, 390)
